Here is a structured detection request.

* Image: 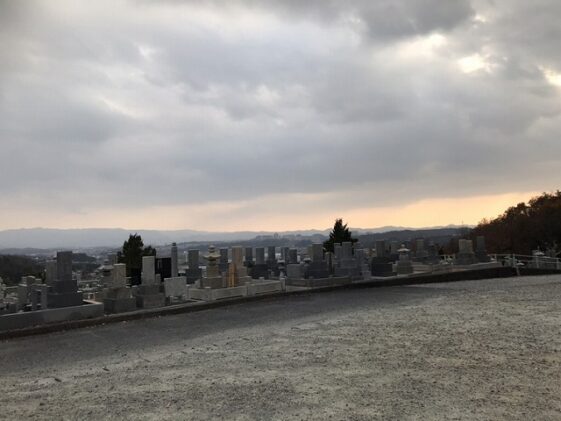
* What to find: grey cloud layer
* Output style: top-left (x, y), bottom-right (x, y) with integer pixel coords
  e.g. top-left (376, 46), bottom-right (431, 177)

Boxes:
top-left (1, 0), bottom-right (560, 219)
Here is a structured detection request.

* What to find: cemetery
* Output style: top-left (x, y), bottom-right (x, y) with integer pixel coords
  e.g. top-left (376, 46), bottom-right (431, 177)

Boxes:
top-left (2, 274), bottom-right (561, 420)
top-left (1, 231), bottom-right (560, 337)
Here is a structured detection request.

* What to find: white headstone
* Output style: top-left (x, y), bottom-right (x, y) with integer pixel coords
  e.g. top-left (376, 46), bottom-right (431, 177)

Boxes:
top-left (142, 256), bottom-right (156, 285)
top-left (111, 263), bottom-right (127, 288)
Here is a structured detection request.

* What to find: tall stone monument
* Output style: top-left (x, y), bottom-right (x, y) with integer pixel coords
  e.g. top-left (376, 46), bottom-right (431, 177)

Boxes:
top-left (251, 247), bottom-right (269, 279)
top-left (288, 248), bottom-right (298, 264)
top-left (45, 260), bottom-right (57, 287)
top-left (244, 247), bottom-right (254, 267)
top-left (219, 248), bottom-right (229, 274)
top-left (171, 242), bottom-right (179, 278)
top-left (47, 251), bottom-right (83, 308)
top-left (135, 256), bottom-right (165, 308)
top-left (395, 245), bottom-right (414, 275)
top-left (305, 243), bottom-right (329, 279)
top-left (475, 236), bottom-right (490, 262)
top-left (414, 239), bottom-right (429, 260)
top-left (375, 240), bottom-right (387, 259)
top-left (103, 263), bottom-right (136, 314)
top-left (267, 246), bottom-right (279, 275)
top-left (334, 242), bottom-right (361, 279)
top-left (456, 239), bottom-right (477, 265)
top-left (185, 249), bottom-right (203, 284)
top-left (229, 246), bottom-right (252, 287)
top-left (371, 239), bottom-right (394, 276)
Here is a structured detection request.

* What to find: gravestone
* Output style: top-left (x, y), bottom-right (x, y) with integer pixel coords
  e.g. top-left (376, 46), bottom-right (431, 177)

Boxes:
top-left (17, 276), bottom-right (42, 311)
top-left (475, 236), bottom-right (490, 262)
top-left (230, 246), bottom-right (251, 286)
top-left (334, 242), bottom-right (361, 279)
top-left (47, 251), bottom-right (83, 308)
top-left (415, 239), bottom-right (429, 260)
top-left (251, 247), bottom-right (269, 279)
top-left (389, 241), bottom-right (400, 261)
top-left (375, 240), bottom-right (387, 259)
top-left (281, 247), bottom-right (290, 263)
top-left (267, 246), bottom-right (279, 276)
top-left (305, 243), bottom-right (329, 279)
top-left (355, 249), bottom-right (372, 279)
top-left (325, 252), bottom-right (334, 274)
top-left (426, 243), bottom-right (441, 264)
top-left (396, 246), bottom-right (414, 275)
top-left (156, 257), bottom-right (172, 281)
top-left (171, 242), bottom-right (179, 278)
top-left (371, 238), bottom-right (392, 275)
top-left (136, 256), bottom-right (165, 308)
top-left (288, 248), bottom-right (298, 264)
top-left (103, 263), bottom-right (136, 314)
top-left (185, 249), bottom-right (203, 284)
top-left (99, 261), bottom-right (114, 288)
top-left (334, 244), bottom-right (342, 261)
top-left (45, 260), bottom-right (57, 287)
top-left (244, 247), bottom-right (254, 266)
top-left (141, 256), bottom-right (156, 285)
top-left (219, 248), bottom-right (229, 274)
top-left (456, 239), bottom-right (477, 265)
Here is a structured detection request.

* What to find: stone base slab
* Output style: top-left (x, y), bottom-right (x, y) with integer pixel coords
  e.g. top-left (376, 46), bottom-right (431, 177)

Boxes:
top-left (246, 281), bottom-right (284, 296)
top-left (136, 294), bottom-right (165, 309)
top-left (105, 287), bottom-right (133, 300)
top-left (47, 292), bottom-right (84, 308)
top-left (103, 297), bottom-right (137, 314)
top-left (136, 285), bottom-right (161, 296)
top-left (200, 276), bottom-right (225, 289)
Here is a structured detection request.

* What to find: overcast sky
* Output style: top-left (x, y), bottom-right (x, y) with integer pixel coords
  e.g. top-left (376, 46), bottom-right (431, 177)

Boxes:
top-left (1, 0), bottom-right (560, 231)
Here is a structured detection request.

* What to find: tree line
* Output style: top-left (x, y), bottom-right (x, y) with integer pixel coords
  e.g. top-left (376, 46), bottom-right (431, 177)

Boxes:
top-left (471, 191), bottom-right (561, 255)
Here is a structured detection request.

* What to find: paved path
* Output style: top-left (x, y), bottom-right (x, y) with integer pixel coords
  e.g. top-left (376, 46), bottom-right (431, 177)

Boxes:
top-left (1, 275), bottom-right (561, 420)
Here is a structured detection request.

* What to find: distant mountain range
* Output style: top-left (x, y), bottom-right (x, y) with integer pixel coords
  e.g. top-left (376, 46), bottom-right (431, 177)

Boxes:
top-left (0, 225), bottom-right (470, 250)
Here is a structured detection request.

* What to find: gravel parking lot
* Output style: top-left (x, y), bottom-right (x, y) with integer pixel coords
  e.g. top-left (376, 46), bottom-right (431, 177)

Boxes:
top-left (2, 275), bottom-right (561, 420)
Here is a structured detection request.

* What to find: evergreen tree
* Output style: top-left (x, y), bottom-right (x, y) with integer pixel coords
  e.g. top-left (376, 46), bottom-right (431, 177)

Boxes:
top-left (118, 234), bottom-right (155, 276)
top-left (323, 218), bottom-right (357, 253)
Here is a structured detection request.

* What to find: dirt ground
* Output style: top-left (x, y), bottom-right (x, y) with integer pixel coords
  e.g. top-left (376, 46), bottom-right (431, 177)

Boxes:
top-left (1, 275), bottom-right (561, 420)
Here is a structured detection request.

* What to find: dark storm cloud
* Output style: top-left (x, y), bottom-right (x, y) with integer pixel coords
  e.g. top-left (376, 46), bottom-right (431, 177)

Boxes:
top-left (0, 0), bottom-right (560, 225)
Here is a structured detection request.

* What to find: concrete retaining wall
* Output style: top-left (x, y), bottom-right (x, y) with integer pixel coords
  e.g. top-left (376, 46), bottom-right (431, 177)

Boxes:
top-left (286, 276), bottom-right (351, 288)
top-left (0, 301), bottom-right (104, 332)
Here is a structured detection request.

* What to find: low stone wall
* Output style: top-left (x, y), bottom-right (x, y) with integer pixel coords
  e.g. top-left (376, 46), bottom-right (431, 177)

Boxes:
top-left (188, 285), bottom-right (248, 301)
top-left (2, 267), bottom-right (560, 339)
top-left (286, 276), bottom-right (351, 288)
top-left (355, 266), bottom-right (561, 288)
top-left (0, 301), bottom-right (104, 332)
top-left (188, 281), bottom-right (285, 301)
top-left (247, 280), bottom-right (284, 296)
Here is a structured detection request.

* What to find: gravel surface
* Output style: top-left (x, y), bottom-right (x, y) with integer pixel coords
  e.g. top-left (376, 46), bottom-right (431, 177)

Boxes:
top-left (1, 275), bottom-right (561, 420)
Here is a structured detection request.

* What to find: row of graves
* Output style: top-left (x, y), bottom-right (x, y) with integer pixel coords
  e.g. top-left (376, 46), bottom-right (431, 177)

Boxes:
top-left (0, 251), bottom-right (104, 331)
top-left (369, 236), bottom-right (495, 277)
top-left (0, 237), bottom-right (497, 332)
top-left (285, 242), bottom-right (369, 287)
top-left (96, 243), bottom-right (288, 312)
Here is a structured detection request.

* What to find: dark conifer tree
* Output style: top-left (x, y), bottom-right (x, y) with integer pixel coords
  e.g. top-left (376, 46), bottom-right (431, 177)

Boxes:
top-left (323, 218), bottom-right (357, 253)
